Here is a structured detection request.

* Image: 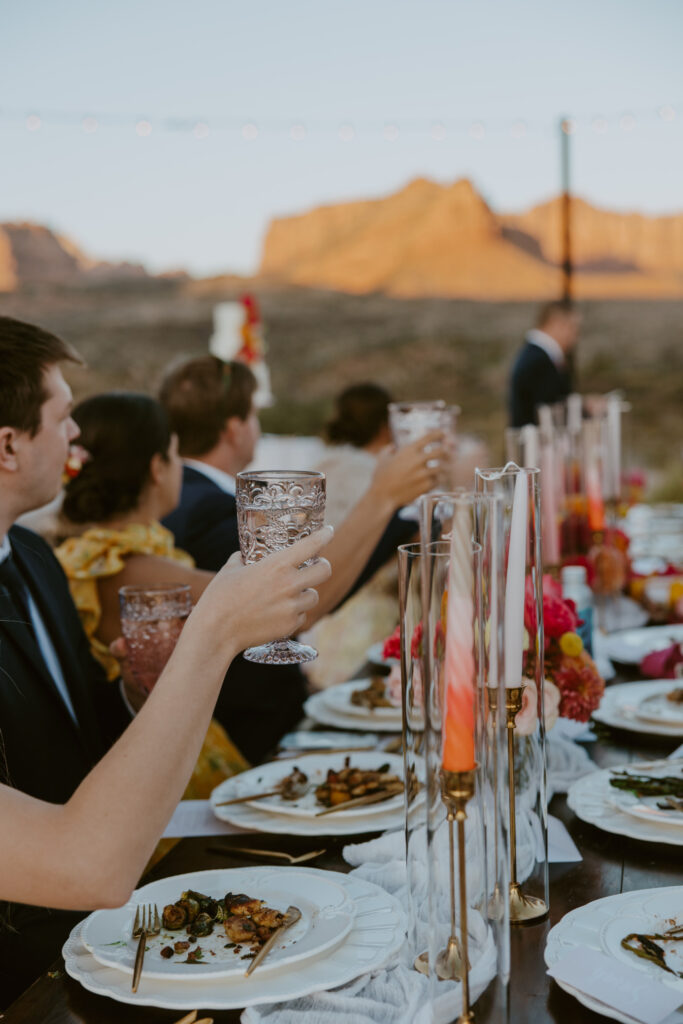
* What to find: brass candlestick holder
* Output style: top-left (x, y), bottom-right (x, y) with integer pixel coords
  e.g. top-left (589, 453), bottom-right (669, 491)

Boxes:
top-left (434, 767), bottom-right (477, 1023)
top-left (504, 685), bottom-right (548, 925)
top-left (485, 686), bottom-right (505, 923)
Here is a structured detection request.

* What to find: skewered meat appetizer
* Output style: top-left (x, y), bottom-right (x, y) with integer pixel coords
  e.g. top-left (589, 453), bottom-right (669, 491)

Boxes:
top-left (666, 688), bottom-right (683, 704)
top-left (314, 757), bottom-right (404, 807)
top-left (350, 676), bottom-right (393, 710)
top-left (278, 766), bottom-right (309, 800)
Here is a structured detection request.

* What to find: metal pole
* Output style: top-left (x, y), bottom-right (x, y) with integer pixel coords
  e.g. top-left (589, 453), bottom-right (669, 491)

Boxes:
top-left (559, 117), bottom-right (573, 302)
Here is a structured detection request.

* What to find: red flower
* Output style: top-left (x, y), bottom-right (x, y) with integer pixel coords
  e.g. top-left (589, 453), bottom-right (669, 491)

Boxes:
top-left (382, 625), bottom-right (401, 661)
top-left (524, 575), bottom-right (579, 640)
top-left (553, 653), bottom-right (605, 722)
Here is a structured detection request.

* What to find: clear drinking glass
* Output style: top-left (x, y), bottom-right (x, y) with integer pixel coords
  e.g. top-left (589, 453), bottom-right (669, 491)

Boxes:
top-left (235, 470), bottom-right (326, 664)
top-left (388, 400), bottom-right (448, 448)
top-left (119, 583), bottom-right (192, 697)
top-left (389, 401), bottom-right (460, 492)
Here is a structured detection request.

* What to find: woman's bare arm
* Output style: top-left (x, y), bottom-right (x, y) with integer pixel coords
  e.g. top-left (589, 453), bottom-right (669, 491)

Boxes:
top-left (303, 432), bottom-right (443, 625)
top-left (0, 528), bottom-right (332, 911)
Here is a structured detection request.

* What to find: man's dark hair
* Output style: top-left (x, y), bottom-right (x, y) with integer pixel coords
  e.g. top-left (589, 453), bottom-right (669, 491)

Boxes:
top-left (0, 317), bottom-right (82, 436)
top-left (326, 383), bottom-right (392, 448)
top-left (62, 392), bottom-right (172, 524)
top-left (536, 299), bottom-right (576, 329)
top-left (159, 356), bottom-right (257, 456)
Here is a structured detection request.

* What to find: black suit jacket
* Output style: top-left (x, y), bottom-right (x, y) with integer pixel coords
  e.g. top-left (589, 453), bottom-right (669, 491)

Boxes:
top-left (508, 340), bottom-right (573, 428)
top-left (0, 526), bottom-right (129, 1007)
top-left (163, 467), bottom-right (414, 762)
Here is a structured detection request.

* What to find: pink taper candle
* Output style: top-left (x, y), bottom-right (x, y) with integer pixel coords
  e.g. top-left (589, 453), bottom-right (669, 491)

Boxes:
top-left (442, 504), bottom-right (476, 772)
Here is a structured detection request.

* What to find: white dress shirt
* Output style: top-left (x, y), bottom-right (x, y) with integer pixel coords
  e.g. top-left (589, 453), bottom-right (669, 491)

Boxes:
top-left (183, 458), bottom-right (236, 496)
top-left (526, 328), bottom-right (565, 368)
top-left (0, 533), bottom-right (79, 724)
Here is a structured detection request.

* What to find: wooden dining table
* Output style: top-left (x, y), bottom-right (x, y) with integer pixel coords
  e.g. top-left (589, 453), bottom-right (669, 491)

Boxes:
top-left (4, 687), bottom-right (683, 1024)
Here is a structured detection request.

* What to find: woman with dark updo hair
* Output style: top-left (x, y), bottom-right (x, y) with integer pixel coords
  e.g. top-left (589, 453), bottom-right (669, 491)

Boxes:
top-left (56, 393), bottom-right (248, 796)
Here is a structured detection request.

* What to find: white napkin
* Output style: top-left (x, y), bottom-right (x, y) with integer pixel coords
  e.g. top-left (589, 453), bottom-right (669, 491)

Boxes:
top-left (546, 730), bottom-right (597, 799)
top-left (161, 800), bottom-right (249, 838)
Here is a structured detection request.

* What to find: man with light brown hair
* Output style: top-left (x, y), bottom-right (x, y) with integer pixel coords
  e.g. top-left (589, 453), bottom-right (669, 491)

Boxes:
top-left (161, 354), bottom-right (441, 761)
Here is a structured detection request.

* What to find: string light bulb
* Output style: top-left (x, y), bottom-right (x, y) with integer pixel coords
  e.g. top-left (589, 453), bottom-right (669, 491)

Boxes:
top-left (241, 122), bottom-right (258, 140)
top-left (26, 114), bottom-right (42, 132)
top-left (135, 120), bottom-right (152, 137)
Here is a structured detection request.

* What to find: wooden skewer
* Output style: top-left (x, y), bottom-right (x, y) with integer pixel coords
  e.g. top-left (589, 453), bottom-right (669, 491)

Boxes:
top-left (315, 787), bottom-right (403, 816)
top-left (215, 789), bottom-right (282, 807)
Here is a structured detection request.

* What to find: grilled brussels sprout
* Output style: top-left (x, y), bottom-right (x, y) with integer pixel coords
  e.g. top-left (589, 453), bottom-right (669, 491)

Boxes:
top-left (162, 903), bottom-right (187, 930)
top-left (187, 912), bottom-right (214, 937)
top-left (176, 897), bottom-right (200, 924)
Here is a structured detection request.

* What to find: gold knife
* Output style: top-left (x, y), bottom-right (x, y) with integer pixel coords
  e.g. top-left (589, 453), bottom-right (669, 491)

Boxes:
top-left (245, 905), bottom-right (302, 977)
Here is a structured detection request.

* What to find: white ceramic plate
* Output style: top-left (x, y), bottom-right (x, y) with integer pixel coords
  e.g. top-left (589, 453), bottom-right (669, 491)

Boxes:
top-left (597, 595), bottom-right (649, 634)
top-left (213, 751), bottom-right (405, 821)
top-left (567, 759), bottom-right (683, 845)
top-left (318, 680), bottom-right (403, 724)
top-left (304, 690), bottom-right (401, 733)
top-left (635, 690), bottom-right (683, 726)
top-left (81, 867), bottom-right (354, 980)
top-left (602, 624), bottom-right (683, 665)
top-left (607, 762), bottom-right (683, 828)
top-left (592, 681), bottom-right (683, 737)
top-left (545, 886), bottom-right (683, 1024)
top-left (63, 870), bottom-right (406, 1010)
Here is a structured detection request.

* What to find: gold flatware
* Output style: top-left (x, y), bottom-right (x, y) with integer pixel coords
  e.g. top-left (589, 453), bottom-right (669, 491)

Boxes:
top-left (215, 789), bottom-right (282, 807)
top-left (206, 845), bottom-right (326, 865)
top-left (245, 905), bottom-right (302, 977)
top-left (172, 1013), bottom-right (198, 1024)
top-left (315, 788), bottom-right (402, 816)
top-left (131, 903), bottom-right (160, 992)
top-left (171, 1015), bottom-right (214, 1024)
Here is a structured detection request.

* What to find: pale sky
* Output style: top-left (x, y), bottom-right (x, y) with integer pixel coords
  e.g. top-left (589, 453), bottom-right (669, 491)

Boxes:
top-left (2, 0), bottom-right (682, 275)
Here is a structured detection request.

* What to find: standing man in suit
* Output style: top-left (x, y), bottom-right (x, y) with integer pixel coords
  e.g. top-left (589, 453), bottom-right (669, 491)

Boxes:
top-left (508, 299), bottom-right (579, 427)
top-left (0, 317), bottom-right (130, 1006)
top-left (160, 356), bottom-right (439, 761)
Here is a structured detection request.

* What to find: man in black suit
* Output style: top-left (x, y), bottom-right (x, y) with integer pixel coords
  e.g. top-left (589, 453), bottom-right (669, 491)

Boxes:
top-left (0, 318), bottom-right (130, 1006)
top-left (508, 300), bottom-right (579, 427)
top-left (160, 357), bottom-right (428, 762)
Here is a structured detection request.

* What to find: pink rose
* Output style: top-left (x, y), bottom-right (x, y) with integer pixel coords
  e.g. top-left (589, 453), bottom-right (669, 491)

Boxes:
top-left (514, 678), bottom-right (539, 736)
top-left (543, 679), bottom-right (561, 732)
top-left (385, 663), bottom-right (403, 708)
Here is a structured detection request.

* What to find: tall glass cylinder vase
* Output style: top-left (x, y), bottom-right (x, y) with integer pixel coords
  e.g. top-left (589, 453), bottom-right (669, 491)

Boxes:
top-left (398, 541), bottom-right (431, 971)
top-left (474, 464), bottom-right (549, 926)
top-left (419, 495), bottom-right (509, 1023)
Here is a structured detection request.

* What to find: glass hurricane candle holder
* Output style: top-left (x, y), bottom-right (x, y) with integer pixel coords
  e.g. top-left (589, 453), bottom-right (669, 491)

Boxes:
top-left (420, 492), bottom-right (509, 1023)
top-left (475, 464), bottom-right (549, 927)
top-left (398, 541), bottom-right (439, 975)
top-left (235, 470), bottom-right (326, 664)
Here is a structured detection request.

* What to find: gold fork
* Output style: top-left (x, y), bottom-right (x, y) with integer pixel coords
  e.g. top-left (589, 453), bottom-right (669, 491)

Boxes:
top-left (131, 903), bottom-right (160, 993)
top-left (206, 844), bottom-right (326, 864)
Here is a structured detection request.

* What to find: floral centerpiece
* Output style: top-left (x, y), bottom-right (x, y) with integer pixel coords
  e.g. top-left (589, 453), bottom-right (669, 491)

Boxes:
top-left (523, 575), bottom-right (605, 728)
top-left (380, 575), bottom-right (605, 730)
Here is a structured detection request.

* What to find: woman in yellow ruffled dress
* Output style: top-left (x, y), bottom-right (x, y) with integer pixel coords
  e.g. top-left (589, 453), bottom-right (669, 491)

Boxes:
top-left (56, 393), bottom-right (248, 803)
